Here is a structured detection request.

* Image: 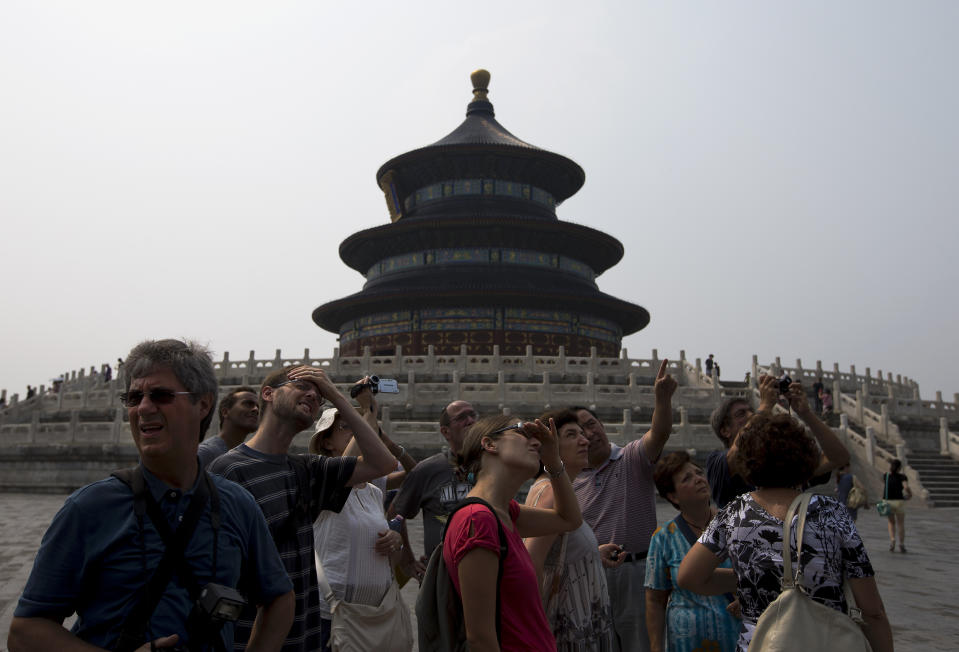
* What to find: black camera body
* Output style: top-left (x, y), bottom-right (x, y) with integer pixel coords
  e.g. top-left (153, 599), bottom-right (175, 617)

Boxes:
top-left (174, 583), bottom-right (246, 651)
top-left (778, 375), bottom-right (794, 395)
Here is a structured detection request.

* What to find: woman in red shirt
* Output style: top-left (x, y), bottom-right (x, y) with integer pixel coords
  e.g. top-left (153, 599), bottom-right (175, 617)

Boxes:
top-left (444, 414), bottom-right (583, 651)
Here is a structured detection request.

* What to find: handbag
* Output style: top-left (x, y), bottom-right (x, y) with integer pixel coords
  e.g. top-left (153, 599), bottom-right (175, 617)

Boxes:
top-left (316, 552), bottom-right (413, 652)
top-left (876, 474), bottom-right (891, 517)
top-left (747, 493), bottom-right (871, 652)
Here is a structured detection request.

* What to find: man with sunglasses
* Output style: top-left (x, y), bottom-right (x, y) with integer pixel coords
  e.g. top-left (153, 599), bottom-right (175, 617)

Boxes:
top-left (9, 339), bottom-right (294, 652)
top-left (570, 359), bottom-right (678, 652)
top-left (207, 365), bottom-right (395, 652)
top-left (388, 400), bottom-right (477, 568)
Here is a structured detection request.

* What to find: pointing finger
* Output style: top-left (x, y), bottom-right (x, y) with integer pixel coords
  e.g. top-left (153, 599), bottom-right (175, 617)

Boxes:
top-left (657, 359), bottom-right (669, 379)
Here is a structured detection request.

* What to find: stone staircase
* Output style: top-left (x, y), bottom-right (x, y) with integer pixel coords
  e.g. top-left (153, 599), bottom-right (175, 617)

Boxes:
top-left (906, 451), bottom-right (959, 507)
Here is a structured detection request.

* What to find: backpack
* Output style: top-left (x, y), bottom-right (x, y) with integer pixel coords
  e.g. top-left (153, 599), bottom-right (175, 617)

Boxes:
top-left (415, 497), bottom-right (508, 652)
top-left (846, 481), bottom-right (867, 510)
top-left (747, 493), bottom-right (870, 652)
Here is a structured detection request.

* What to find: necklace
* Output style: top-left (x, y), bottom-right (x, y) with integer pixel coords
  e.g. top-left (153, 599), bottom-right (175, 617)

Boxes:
top-left (681, 506), bottom-right (714, 532)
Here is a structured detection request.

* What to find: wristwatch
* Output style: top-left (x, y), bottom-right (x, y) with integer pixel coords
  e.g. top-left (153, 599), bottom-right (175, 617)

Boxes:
top-left (545, 460), bottom-right (565, 479)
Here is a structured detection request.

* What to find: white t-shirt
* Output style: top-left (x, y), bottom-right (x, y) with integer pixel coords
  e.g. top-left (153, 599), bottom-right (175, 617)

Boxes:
top-left (313, 478), bottom-right (392, 619)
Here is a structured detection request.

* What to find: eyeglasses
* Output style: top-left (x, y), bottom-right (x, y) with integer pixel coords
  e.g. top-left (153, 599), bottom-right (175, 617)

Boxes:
top-left (490, 422), bottom-right (526, 436)
top-left (274, 379), bottom-right (317, 393)
top-left (119, 389), bottom-right (195, 408)
top-left (451, 410), bottom-right (478, 423)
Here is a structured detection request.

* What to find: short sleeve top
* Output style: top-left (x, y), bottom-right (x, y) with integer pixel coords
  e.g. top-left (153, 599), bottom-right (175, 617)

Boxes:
top-left (699, 493), bottom-right (874, 650)
top-left (443, 500), bottom-right (555, 652)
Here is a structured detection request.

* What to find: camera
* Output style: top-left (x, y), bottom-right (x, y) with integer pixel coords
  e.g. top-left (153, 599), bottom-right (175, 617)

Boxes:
top-left (176, 583), bottom-right (247, 651)
top-left (349, 375), bottom-right (400, 398)
top-left (778, 375), bottom-right (793, 395)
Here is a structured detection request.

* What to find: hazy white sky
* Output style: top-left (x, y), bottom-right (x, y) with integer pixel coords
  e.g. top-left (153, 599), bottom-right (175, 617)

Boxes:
top-left (2, 1), bottom-right (957, 400)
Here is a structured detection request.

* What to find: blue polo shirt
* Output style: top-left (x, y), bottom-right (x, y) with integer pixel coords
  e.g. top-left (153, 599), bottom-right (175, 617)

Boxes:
top-left (15, 466), bottom-right (292, 650)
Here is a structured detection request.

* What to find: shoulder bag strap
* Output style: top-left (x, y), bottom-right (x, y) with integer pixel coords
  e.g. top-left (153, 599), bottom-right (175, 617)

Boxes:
top-left (442, 497), bottom-right (508, 645)
top-left (111, 467), bottom-right (213, 652)
top-left (780, 493), bottom-right (812, 590)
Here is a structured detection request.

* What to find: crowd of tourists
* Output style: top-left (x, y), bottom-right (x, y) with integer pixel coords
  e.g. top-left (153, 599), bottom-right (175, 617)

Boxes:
top-left (6, 338), bottom-right (895, 652)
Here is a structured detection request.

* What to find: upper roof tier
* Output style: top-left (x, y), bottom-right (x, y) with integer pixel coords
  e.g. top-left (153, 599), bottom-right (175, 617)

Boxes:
top-left (375, 70), bottom-right (586, 221)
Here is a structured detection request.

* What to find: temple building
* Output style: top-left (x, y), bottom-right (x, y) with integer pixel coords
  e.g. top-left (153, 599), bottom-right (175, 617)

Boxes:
top-left (312, 70), bottom-right (649, 357)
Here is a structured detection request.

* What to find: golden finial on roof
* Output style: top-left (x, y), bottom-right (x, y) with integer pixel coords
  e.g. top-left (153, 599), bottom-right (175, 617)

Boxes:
top-left (471, 69), bottom-right (491, 101)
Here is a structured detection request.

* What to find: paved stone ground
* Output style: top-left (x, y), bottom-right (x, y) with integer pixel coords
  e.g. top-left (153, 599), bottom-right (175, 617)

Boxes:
top-left (1, 493), bottom-right (955, 651)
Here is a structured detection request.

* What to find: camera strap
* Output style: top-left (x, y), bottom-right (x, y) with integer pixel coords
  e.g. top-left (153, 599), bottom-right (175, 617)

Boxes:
top-left (110, 465), bottom-right (222, 652)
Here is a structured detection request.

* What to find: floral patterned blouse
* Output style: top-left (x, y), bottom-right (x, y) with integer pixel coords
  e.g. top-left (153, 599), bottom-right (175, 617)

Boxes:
top-left (699, 493), bottom-right (874, 651)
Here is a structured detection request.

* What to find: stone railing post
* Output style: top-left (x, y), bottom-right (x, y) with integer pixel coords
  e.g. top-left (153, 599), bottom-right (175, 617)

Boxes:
top-left (954, 393), bottom-right (959, 407)
top-left (406, 370), bottom-right (416, 411)
top-left (557, 346), bottom-right (565, 371)
top-left (246, 350), bottom-right (256, 383)
top-left (70, 410), bottom-right (80, 443)
top-left (497, 371), bottom-right (506, 410)
top-left (622, 408), bottom-right (632, 441)
top-left (396, 345), bottom-right (404, 373)
top-left (678, 350), bottom-right (688, 383)
top-left (839, 413), bottom-right (849, 446)
top-left (493, 345), bottom-right (502, 372)
top-left (459, 345), bottom-right (468, 373)
top-left (427, 345), bottom-right (436, 372)
top-left (113, 407), bottom-right (124, 443)
top-left (855, 390), bottom-right (864, 424)
top-left (864, 426), bottom-right (876, 466)
top-left (895, 444), bottom-right (907, 467)
top-left (752, 355), bottom-right (759, 386)
top-left (815, 360), bottom-right (823, 377)
top-left (849, 364), bottom-right (856, 381)
top-left (589, 347), bottom-right (598, 374)
top-left (451, 370), bottom-right (461, 401)
top-left (361, 346), bottom-right (371, 372)
top-left (381, 405), bottom-right (392, 433)
top-left (880, 404), bottom-right (890, 438)
top-left (542, 372), bottom-right (551, 410)
top-left (936, 391), bottom-right (944, 416)
top-left (861, 380), bottom-right (869, 398)
top-left (526, 345), bottom-right (534, 374)
top-left (678, 406), bottom-right (688, 440)
top-left (941, 417), bottom-right (950, 455)
top-left (220, 351), bottom-right (230, 378)
top-left (587, 372), bottom-right (596, 405)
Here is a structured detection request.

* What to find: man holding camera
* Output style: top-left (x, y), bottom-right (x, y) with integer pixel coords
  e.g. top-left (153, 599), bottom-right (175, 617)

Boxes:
top-left (207, 365), bottom-right (395, 652)
top-left (707, 374), bottom-right (850, 508)
top-left (9, 339), bottom-right (294, 652)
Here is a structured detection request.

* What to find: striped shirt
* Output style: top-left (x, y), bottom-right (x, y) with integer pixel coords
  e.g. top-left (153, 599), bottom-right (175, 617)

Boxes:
top-left (572, 438), bottom-right (657, 554)
top-left (208, 444), bottom-right (355, 652)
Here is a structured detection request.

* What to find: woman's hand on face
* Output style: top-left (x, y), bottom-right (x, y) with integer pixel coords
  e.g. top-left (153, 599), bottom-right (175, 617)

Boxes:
top-left (525, 418), bottom-right (561, 466)
top-left (375, 529), bottom-right (403, 556)
top-left (598, 542), bottom-right (625, 568)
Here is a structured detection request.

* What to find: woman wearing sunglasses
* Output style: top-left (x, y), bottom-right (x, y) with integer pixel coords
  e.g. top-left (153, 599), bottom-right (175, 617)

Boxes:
top-left (444, 414), bottom-right (583, 652)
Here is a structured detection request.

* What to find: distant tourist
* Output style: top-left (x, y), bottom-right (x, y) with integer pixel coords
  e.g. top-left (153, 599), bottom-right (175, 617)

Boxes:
top-left (883, 459), bottom-right (911, 553)
top-left (812, 376), bottom-right (824, 412)
top-left (25, 385), bottom-right (35, 399)
top-left (197, 385), bottom-right (259, 467)
top-left (102, 363), bottom-right (113, 383)
top-left (8, 338), bottom-right (294, 651)
top-left (705, 354), bottom-right (715, 378)
top-left (821, 388), bottom-right (834, 416)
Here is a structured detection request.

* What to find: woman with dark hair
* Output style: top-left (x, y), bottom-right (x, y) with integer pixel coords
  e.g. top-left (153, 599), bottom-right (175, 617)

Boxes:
top-left (883, 458), bottom-right (911, 552)
top-left (523, 409), bottom-right (614, 651)
top-left (677, 413), bottom-right (893, 652)
top-left (444, 414), bottom-right (583, 651)
top-left (644, 451), bottom-right (739, 652)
